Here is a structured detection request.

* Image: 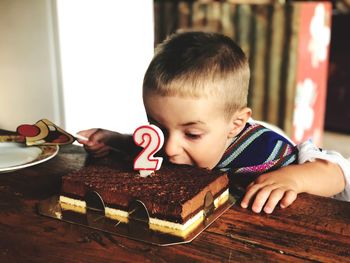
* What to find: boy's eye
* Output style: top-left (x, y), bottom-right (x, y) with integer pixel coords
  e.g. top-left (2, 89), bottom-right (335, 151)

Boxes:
top-left (185, 133), bottom-right (202, 140)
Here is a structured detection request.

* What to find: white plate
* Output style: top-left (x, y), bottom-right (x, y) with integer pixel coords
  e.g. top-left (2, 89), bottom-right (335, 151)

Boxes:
top-left (0, 142), bottom-right (59, 173)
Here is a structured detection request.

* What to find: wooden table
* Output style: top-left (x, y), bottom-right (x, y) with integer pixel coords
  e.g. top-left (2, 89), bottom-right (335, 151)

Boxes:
top-left (1, 140), bottom-right (350, 262)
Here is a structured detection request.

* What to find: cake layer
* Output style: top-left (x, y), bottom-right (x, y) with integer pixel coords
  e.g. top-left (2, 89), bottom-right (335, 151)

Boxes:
top-left (59, 189), bottom-right (229, 237)
top-left (61, 165), bottom-right (229, 223)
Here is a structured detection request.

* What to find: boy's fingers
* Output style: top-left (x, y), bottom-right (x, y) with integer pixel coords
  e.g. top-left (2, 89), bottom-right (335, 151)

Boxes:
top-left (77, 128), bottom-right (104, 142)
top-left (84, 142), bottom-right (105, 150)
top-left (76, 129), bottom-right (99, 145)
top-left (77, 129), bottom-right (98, 138)
top-left (242, 182), bottom-right (297, 213)
top-left (280, 190), bottom-right (297, 209)
top-left (246, 181), bottom-right (255, 191)
top-left (240, 183), bottom-right (260, 208)
top-left (263, 189), bottom-right (285, 214)
top-left (251, 187), bottom-right (274, 213)
top-left (89, 129), bottom-right (112, 145)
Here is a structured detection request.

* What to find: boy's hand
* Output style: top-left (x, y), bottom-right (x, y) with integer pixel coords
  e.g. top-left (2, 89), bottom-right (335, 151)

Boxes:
top-left (240, 167), bottom-right (300, 214)
top-left (77, 128), bottom-right (111, 158)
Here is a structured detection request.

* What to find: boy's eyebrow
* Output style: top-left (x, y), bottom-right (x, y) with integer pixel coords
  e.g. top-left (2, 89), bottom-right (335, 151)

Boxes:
top-left (147, 114), bottom-right (205, 127)
top-left (180, 121), bottom-right (205, 127)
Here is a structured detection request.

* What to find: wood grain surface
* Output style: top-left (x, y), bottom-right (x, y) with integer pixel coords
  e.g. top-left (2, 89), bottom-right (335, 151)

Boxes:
top-left (0, 130), bottom-right (349, 262)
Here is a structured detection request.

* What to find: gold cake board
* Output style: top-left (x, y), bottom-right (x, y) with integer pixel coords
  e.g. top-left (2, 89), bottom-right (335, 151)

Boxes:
top-left (37, 193), bottom-right (236, 246)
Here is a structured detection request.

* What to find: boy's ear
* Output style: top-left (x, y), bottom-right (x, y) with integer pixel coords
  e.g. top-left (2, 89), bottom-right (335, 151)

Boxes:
top-left (228, 107), bottom-right (252, 138)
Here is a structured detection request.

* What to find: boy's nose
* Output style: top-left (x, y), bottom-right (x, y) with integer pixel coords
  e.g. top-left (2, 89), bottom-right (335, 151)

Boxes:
top-left (164, 135), bottom-right (182, 158)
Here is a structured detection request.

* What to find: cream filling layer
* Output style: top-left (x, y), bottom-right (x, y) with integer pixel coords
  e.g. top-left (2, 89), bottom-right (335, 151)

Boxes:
top-left (59, 196), bottom-right (86, 212)
top-left (59, 189), bottom-right (229, 233)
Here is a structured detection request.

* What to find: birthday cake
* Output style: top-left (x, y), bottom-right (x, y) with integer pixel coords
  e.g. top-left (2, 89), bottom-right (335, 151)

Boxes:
top-left (59, 165), bottom-right (229, 237)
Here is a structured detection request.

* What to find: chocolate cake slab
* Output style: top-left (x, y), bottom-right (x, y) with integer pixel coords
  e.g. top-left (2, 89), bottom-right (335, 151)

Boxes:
top-left (59, 164), bottom-right (229, 236)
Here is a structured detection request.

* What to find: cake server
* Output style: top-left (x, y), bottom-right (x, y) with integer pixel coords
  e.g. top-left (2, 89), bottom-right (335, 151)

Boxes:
top-left (0, 119), bottom-right (75, 146)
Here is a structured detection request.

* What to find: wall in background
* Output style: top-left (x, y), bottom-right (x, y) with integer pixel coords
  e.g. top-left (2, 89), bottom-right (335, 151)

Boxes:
top-left (0, 0), bottom-right (153, 135)
top-left (0, 0), bottom-right (62, 131)
top-left (153, 1), bottom-right (332, 146)
top-left (56, 0), bottom-right (153, 134)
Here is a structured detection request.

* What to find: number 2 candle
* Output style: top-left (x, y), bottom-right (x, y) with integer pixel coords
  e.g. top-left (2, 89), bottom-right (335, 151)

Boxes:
top-left (133, 124), bottom-right (164, 177)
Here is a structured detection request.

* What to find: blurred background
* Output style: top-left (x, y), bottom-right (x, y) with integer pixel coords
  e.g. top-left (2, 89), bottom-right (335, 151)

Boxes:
top-left (0, 0), bottom-right (349, 156)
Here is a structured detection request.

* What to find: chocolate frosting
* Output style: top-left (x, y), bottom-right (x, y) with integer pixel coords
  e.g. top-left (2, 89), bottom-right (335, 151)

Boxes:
top-left (61, 165), bottom-right (229, 223)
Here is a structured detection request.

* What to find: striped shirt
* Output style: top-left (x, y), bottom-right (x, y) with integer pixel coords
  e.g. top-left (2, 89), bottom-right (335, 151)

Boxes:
top-left (216, 123), bottom-right (298, 177)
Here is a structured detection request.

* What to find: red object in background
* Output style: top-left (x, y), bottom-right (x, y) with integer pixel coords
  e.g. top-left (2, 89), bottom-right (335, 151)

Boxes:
top-left (17, 124), bottom-right (40, 137)
top-left (291, 2), bottom-right (331, 147)
top-left (15, 119), bottom-right (75, 146)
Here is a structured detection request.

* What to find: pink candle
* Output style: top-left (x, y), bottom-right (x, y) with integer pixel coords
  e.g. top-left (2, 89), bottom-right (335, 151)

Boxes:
top-left (133, 124), bottom-right (164, 177)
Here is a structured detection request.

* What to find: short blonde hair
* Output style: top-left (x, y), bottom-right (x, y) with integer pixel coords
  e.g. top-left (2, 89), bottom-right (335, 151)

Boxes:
top-left (143, 31), bottom-right (250, 119)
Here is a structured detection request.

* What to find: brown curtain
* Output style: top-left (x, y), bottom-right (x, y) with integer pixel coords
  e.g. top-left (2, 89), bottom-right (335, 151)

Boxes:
top-left (153, 0), bottom-right (302, 136)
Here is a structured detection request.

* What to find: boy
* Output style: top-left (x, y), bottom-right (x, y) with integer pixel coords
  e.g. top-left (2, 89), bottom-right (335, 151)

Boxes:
top-left (78, 31), bottom-right (348, 214)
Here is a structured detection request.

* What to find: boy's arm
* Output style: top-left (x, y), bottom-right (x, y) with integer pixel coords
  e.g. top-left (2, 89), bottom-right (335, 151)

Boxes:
top-left (77, 129), bottom-right (138, 158)
top-left (297, 140), bottom-right (350, 201)
top-left (240, 140), bottom-right (350, 214)
top-left (240, 160), bottom-right (346, 214)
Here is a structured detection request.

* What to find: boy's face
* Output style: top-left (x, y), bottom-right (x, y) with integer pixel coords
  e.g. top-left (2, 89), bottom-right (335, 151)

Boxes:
top-left (144, 94), bottom-right (238, 169)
